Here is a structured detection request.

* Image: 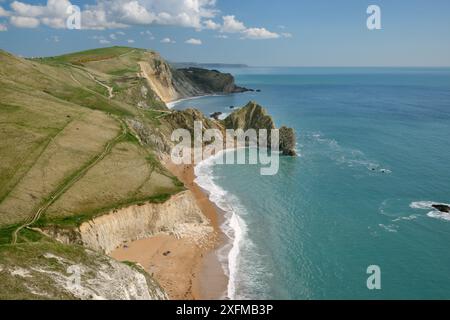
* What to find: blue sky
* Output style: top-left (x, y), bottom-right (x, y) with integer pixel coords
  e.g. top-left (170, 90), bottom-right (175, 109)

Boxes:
top-left (0, 0), bottom-right (449, 66)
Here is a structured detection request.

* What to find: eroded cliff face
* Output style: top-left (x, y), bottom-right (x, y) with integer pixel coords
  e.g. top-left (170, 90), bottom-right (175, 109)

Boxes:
top-left (0, 242), bottom-right (168, 300)
top-left (139, 53), bottom-right (182, 103)
top-left (138, 52), bottom-right (249, 103)
top-left (44, 191), bottom-right (213, 254)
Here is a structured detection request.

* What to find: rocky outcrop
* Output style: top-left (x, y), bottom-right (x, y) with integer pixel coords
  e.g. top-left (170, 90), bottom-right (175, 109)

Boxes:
top-left (44, 191), bottom-right (213, 254)
top-left (223, 101), bottom-right (297, 156)
top-left (224, 101), bottom-right (275, 132)
top-left (433, 204), bottom-right (450, 213)
top-left (139, 52), bottom-right (250, 103)
top-left (0, 242), bottom-right (168, 300)
top-left (177, 68), bottom-right (250, 94)
top-left (279, 126), bottom-right (297, 156)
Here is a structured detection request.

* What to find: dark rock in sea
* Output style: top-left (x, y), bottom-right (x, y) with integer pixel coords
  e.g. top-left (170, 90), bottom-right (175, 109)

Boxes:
top-left (229, 106), bottom-right (235, 109)
top-left (176, 67), bottom-right (252, 94)
top-left (210, 111), bottom-right (223, 120)
top-left (432, 204), bottom-right (450, 213)
top-left (279, 126), bottom-right (297, 156)
top-left (223, 101), bottom-right (297, 156)
top-left (256, 89), bottom-right (261, 92)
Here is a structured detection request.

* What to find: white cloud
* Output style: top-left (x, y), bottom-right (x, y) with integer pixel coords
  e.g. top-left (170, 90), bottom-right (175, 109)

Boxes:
top-left (160, 37), bottom-right (175, 44)
top-left (215, 34), bottom-right (228, 39)
top-left (116, 31), bottom-right (125, 35)
top-left (0, 6), bottom-right (10, 17)
top-left (117, 0), bottom-right (155, 25)
top-left (10, 16), bottom-right (39, 28)
top-left (110, 33), bottom-right (117, 40)
top-left (219, 15), bottom-right (280, 40)
top-left (5, 0), bottom-right (217, 30)
top-left (8, 0), bottom-right (71, 29)
top-left (4, 0), bottom-right (281, 41)
top-left (203, 19), bottom-right (219, 30)
top-left (127, 39), bottom-right (135, 43)
top-left (82, 0), bottom-right (218, 30)
top-left (99, 39), bottom-right (110, 44)
top-left (242, 27), bottom-right (280, 40)
top-left (41, 17), bottom-right (65, 28)
top-left (281, 32), bottom-right (293, 38)
top-left (0, 23), bottom-right (7, 31)
top-left (185, 38), bottom-right (202, 45)
top-left (140, 30), bottom-right (154, 39)
top-left (221, 15), bottom-right (246, 33)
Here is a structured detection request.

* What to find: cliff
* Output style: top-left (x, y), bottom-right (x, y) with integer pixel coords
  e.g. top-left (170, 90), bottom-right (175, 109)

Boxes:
top-left (0, 241), bottom-right (167, 300)
top-left (42, 191), bottom-right (213, 254)
top-left (139, 52), bottom-right (249, 103)
top-left (177, 68), bottom-right (249, 95)
top-left (224, 101), bottom-right (275, 131)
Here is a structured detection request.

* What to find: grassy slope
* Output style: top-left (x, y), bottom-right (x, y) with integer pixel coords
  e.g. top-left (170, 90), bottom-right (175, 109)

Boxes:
top-left (0, 47), bottom-right (183, 239)
top-left (0, 47), bottom-right (187, 298)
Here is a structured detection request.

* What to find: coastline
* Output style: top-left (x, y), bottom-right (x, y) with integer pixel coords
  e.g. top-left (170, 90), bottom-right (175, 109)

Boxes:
top-left (166, 94), bottom-right (227, 109)
top-left (165, 161), bottom-right (229, 300)
top-left (110, 159), bottom-right (229, 300)
top-left (111, 99), bottom-right (249, 300)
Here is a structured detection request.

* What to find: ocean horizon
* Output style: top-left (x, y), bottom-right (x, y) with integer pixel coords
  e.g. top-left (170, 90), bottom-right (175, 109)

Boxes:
top-left (173, 67), bottom-right (450, 299)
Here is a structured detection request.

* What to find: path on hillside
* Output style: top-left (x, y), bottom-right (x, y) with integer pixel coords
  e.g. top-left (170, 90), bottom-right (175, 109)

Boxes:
top-left (69, 65), bottom-right (114, 99)
top-left (119, 49), bottom-right (136, 58)
top-left (11, 118), bottom-right (127, 244)
top-left (87, 48), bottom-right (137, 99)
top-left (87, 72), bottom-right (114, 99)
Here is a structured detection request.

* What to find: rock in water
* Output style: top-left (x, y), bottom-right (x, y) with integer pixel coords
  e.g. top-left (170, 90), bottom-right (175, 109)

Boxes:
top-left (223, 101), bottom-right (297, 156)
top-left (279, 126), bottom-right (297, 156)
top-left (210, 112), bottom-right (223, 120)
top-left (432, 204), bottom-right (450, 213)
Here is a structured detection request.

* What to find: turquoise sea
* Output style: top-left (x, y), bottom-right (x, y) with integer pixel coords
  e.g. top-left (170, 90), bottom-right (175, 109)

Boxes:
top-left (173, 67), bottom-right (450, 299)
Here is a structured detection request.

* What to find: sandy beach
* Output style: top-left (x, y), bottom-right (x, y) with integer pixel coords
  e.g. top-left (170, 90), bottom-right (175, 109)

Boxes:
top-left (111, 161), bottom-right (228, 300)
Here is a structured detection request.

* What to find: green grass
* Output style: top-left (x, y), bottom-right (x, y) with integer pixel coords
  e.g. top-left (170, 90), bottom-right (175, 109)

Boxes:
top-left (36, 47), bottom-right (137, 65)
top-left (35, 193), bottom-right (175, 229)
top-left (0, 224), bottom-right (19, 245)
top-left (51, 86), bottom-right (134, 117)
top-left (0, 47), bottom-right (184, 237)
top-left (109, 66), bottom-right (140, 76)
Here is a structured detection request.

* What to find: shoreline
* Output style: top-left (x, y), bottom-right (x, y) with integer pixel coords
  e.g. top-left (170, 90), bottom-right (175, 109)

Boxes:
top-left (110, 159), bottom-right (229, 300)
top-left (166, 94), bottom-right (228, 109)
top-left (164, 160), bottom-right (229, 300)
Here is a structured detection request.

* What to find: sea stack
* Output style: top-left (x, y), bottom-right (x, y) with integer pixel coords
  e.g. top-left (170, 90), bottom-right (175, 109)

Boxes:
top-left (223, 101), bottom-right (297, 156)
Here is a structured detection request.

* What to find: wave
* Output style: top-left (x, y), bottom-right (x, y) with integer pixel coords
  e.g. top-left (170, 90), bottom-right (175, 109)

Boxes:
top-left (218, 112), bottom-right (229, 120)
top-left (307, 132), bottom-right (391, 174)
top-left (378, 223), bottom-right (399, 233)
top-left (167, 94), bottom-right (228, 109)
top-left (410, 201), bottom-right (450, 222)
top-left (427, 211), bottom-right (450, 222)
top-left (194, 149), bottom-right (249, 300)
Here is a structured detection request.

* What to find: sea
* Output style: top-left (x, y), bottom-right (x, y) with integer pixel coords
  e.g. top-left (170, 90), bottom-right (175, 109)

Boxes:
top-left (171, 67), bottom-right (450, 299)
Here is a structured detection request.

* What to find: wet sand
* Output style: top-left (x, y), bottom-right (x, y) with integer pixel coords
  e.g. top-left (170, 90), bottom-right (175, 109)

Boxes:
top-left (111, 161), bottom-right (228, 300)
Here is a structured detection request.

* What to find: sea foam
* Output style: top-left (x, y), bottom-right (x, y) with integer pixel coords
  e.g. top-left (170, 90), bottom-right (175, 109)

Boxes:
top-left (194, 149), bottom-right (249, 300)
top-left (410, 201), bottom-right (450, 222)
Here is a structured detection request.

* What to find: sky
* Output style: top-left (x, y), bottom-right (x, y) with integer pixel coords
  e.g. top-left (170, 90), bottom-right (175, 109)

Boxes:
top-left (0, 0), bottom-right (449, 66)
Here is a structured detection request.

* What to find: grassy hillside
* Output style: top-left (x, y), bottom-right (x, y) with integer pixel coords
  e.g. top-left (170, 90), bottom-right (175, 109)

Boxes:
top-left (0, 47), bottom-right (185, 243)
